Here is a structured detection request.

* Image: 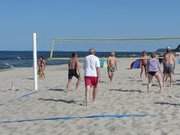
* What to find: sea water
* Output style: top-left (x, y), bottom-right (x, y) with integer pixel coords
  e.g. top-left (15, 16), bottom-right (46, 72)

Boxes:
top-left (0, 51), bottom-right (141, 70)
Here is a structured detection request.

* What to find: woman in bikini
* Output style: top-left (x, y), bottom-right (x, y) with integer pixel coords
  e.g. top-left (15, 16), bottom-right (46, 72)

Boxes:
top-left (147, 53), bottom-right (163, 92)
top-left (38, 56), bottom-right (46, 79)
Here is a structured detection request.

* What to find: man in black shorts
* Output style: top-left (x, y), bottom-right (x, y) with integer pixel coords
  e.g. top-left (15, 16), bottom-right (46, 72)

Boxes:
top-left (66, 53), bottom-right (81, 91)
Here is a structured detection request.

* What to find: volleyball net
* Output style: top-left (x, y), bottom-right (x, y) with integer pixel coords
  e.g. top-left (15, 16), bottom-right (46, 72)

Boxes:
top-left (49, 36), bottom-right (180, 59)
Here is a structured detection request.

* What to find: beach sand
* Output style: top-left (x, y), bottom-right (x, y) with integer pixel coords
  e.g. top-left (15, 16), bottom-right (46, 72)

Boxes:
top-left (0, 58), bottom-right (180, 135)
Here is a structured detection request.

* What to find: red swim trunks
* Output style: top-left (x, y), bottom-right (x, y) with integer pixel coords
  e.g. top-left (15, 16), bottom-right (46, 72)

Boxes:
top-left (85, 76), bottom-right (98, 88)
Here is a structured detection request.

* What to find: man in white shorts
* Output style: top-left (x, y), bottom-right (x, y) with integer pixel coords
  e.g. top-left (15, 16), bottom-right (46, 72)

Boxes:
top-left (84, 48), bottom-right (100, 105)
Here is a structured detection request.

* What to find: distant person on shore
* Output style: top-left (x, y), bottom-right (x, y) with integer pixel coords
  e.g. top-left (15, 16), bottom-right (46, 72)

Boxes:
top-left (107, 51), bottom-right (117, 82)
top-left (38, 56), bottom-right (46, 79)
top-left (147, 52), bottom-right (163, 92)
top-left (66, 52), bottom-right (80, 91)
top-left (140, 51), bottom-right (148, 79)
top-left (84, 48), bottom-right (100, 105)
top-left (163, 47), bottom-right (176, 87)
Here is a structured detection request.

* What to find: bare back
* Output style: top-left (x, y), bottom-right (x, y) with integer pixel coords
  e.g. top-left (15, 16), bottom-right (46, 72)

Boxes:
top-left (107, 56), bottom-right (117, 68)
top-left (69, 58), bottom-right (79, 70)
top-left (141, 55), bottom-right (148, 65)
top-left (164, 53), bottom-right (176, 65)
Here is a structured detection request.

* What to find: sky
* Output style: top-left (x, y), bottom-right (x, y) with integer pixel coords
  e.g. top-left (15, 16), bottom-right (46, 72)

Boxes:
top-left (0, 0), bottom-right (180, 51)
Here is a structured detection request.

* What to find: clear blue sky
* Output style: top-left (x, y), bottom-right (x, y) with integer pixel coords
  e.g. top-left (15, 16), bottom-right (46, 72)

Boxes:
top-left (0, 0), bottom-right (180, 51)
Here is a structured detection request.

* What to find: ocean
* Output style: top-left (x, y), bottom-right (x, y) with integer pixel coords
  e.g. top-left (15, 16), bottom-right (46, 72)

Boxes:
top-left (0, 51), bottom-right (142, 70)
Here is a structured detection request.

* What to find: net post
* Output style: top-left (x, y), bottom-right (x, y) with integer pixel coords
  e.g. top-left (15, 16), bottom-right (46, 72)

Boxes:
top-left (50, 39), bottom-right (55, 59)
top-left (33, 33), bottom-right (38, 91)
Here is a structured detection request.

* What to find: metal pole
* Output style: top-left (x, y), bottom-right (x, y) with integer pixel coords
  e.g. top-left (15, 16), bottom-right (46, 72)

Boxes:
top-left (49, 40), bottom-right (55, 59)
top-left (33, 33), bottom-right (38, 90)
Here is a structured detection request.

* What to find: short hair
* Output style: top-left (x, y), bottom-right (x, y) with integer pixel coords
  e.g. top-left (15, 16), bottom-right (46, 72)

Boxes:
top-left (142, 51), bottom-right (147, 56)
top-left (89, 48), bottom-right (96, 54)
top-left (151, 52), bottom-right (156, 58)
top-left (166, 49), bottom-right (171, 53)
top-left (40, 56), bottom-right (44, 59)
top-left (72, 52), bottom-right (77, 58)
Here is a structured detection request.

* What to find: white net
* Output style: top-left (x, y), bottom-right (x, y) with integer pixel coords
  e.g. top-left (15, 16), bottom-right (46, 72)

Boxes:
top-left (49, 36), bottom-right (180, 59)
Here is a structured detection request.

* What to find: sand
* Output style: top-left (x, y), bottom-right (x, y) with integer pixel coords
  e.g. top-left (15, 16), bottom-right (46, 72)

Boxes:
top-left (0, 58), bottom-right (180, 135)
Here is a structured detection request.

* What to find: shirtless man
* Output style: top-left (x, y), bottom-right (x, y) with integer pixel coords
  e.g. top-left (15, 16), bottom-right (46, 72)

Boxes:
top-left (140, 51), bottom-right (148, 79)
top-left (66, 52), bottom-right (80, 91)
top-left (38, 56), bottom-right (46, 79)
top-left (163, 47), bottom-right (176, 87)
top-left (107, 52), bottom-right (117, 82)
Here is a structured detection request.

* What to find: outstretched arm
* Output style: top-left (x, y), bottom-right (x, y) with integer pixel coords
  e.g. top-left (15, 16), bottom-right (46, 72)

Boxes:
top-left (115, 58), bottom-right (118, 70)
top-left (96, 59), bottom-right (101, 81)
top-left (43, 60), bottom-right (46, 68)
top-left (96, 67), bottom-right (100, 78)
top-left (107, 57), bottom-right (110, 67)
top-left (173, 55), bottom-right (176, 64)
top-left (76, 60), bottom-right (81, 75)
top-left (158, 61), bottom-right (162, 73)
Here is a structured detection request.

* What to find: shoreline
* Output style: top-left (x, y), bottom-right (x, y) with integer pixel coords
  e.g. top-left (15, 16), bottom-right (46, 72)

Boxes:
top-left (0, 57), bottom-right (135, 71)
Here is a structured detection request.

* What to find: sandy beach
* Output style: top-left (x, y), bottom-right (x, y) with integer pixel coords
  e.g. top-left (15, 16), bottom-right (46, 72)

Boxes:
top-left (0, 58), bottom-right (180, 135)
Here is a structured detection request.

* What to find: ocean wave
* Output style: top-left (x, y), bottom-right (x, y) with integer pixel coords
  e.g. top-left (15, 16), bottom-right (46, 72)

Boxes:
top-left (0, 62), bottom-right (14, 70)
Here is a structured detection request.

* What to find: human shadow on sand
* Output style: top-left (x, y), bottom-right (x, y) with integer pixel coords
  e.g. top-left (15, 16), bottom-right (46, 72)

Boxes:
top-left (99, 80), bottom-right (106, 83)
top-left (128, 79), bottom-right (143, 82)
top-left (175, 83), bottom-right (180, 86)
top-left (48, 88), bottom-right (65, 92)
top-left (109, 88), bottom-right (143, 93)
top-left (26, 77), bottom-right (34, 80)
top-left (141, 83), bottom-right (159, 87)
top-left (175, 73), bottom-right (180, 76)
top-left (154, 101), bottom-right (180, 106)
top-left (38, 98), bottom-right (83, 106)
